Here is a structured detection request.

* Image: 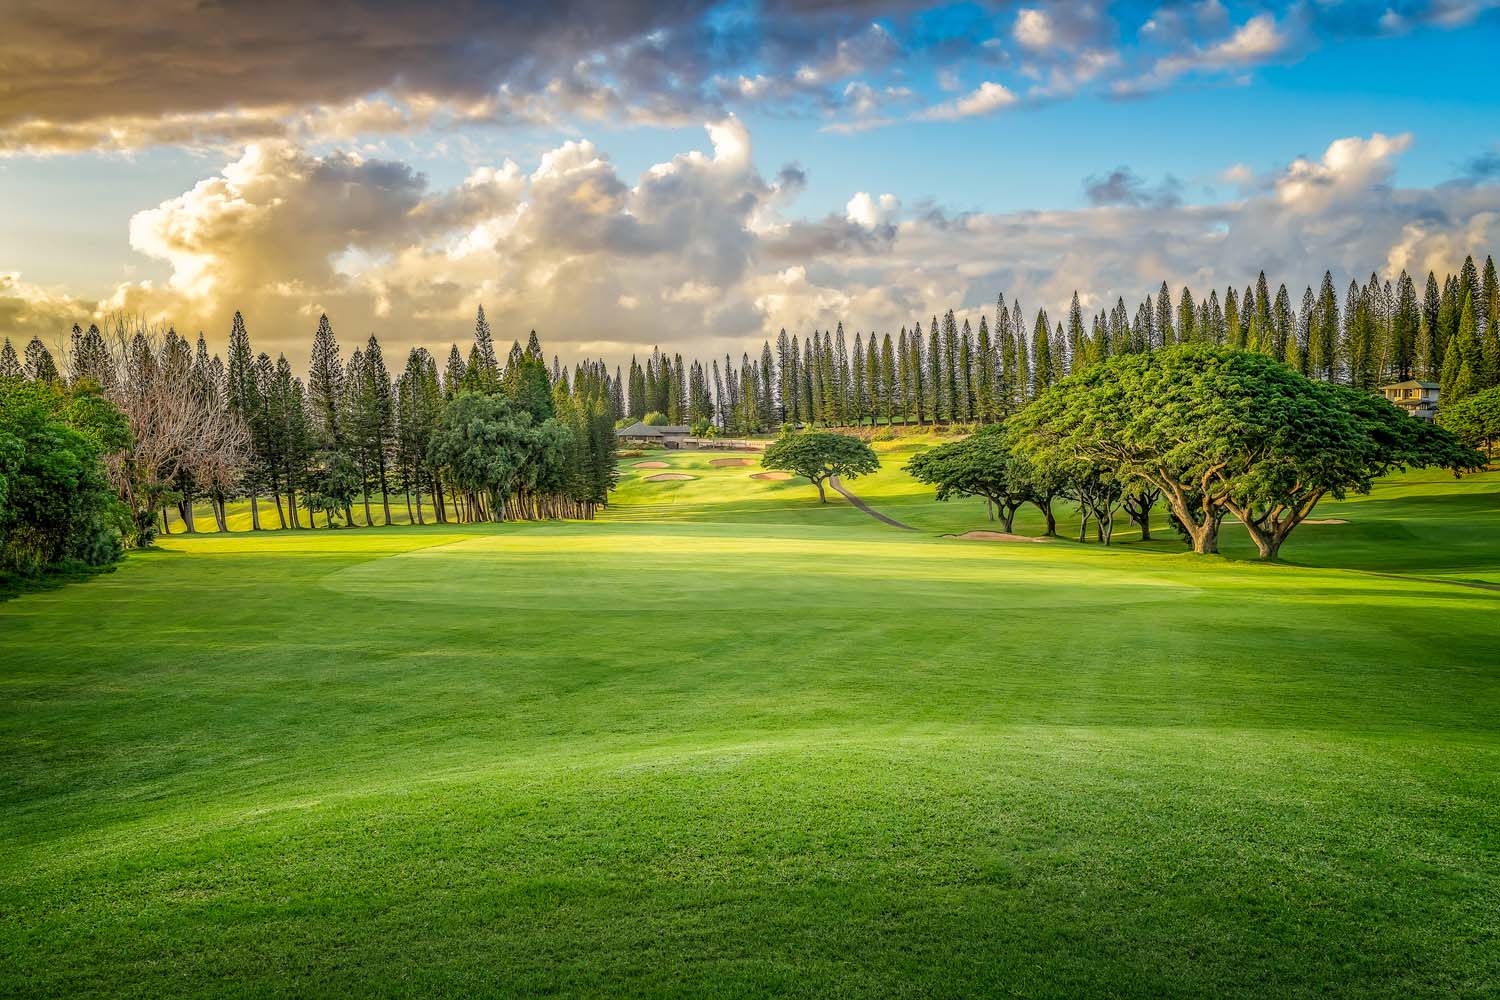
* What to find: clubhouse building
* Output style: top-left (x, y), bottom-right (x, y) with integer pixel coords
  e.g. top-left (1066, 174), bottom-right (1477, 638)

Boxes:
top-left (616, 421), bottom-right (692, 447)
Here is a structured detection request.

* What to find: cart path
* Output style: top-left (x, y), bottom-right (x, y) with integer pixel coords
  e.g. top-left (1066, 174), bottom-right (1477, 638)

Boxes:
top-left (828, 475), bottom-right (917, 531)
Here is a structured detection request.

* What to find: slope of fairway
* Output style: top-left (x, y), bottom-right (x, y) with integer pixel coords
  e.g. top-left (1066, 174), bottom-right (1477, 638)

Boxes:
top-left (3, 453), bottom-right (1498, 998)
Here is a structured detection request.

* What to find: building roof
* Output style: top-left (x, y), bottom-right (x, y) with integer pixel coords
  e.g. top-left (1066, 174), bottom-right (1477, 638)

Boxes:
top-left (1381, 379), bottom-right (1440, 390)
top-left (616, 421), bottom-right (691, 437)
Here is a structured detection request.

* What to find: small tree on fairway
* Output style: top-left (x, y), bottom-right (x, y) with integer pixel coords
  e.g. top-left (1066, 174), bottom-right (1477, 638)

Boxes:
top-left (905, 423), bottom-right (1031, 531)
top-left (761, 431), bottom-right (879, 502)
top-left (301, 451), bottom-right (361, 528)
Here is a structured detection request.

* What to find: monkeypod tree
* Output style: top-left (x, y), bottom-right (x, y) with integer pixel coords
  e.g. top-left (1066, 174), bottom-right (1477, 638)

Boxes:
top-left (1012, 345), bottom-right (1481, 559)
top-left (1121, 486), bottom-right (1162, 541)
top-left (762, 431), bottom-right (879, 502)
top-left (905, 423), bottom-right (1033, 531)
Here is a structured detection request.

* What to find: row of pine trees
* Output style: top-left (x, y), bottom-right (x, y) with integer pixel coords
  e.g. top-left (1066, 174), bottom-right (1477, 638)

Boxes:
top-left (623, 255), bottom-right (1500, 434)
top-left (2, 308), bottom-right (621, 532)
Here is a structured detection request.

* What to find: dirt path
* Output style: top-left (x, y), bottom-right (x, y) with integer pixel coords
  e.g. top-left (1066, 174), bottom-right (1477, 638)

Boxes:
top-left (828, 475), bottom-right (916, 531)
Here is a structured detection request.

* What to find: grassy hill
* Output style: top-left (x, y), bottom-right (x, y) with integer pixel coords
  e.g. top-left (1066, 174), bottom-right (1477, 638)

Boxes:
top-left (3, 445), bottom-right (1498, 997)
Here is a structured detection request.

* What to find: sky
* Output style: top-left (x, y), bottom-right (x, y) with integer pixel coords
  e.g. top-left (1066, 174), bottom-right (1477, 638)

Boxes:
top-left (1, 0), bottom-right (1498, 367)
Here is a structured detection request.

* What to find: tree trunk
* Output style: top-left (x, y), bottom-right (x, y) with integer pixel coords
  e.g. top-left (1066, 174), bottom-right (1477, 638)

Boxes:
top-left (378, 454), bottom-right (393, 526)
top-left (1162, 486), bottom-right (1220, 554)
top-left (285, 467), bottom-right (300, 528)
top-left (272, 487), bottom-right (287, 529)
top-left (415, 487), bottom-right (425, 525)
top-left (161, 507), bottom-right (171, 535)
top-left (1000, 503), bottom-right (1017, 533)
top-left (1035, 497), bottom-right (1056, 536)
top-left (179, 499), bottom-right (197, 533)
top-left (816, 477), bottom-right (827, 502)
top-left (361, 481), bottom-right (372, 526)
top-left (250, 492), bottom-right (262, 531)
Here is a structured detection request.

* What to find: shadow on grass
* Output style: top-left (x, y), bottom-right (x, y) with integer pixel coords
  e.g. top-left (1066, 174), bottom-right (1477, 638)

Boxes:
top-left (0, 561), bottom-right (120, 603)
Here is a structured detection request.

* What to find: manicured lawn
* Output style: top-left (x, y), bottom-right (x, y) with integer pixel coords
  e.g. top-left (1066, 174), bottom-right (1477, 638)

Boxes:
top-left (3, 450), bottom-right (1497, 997)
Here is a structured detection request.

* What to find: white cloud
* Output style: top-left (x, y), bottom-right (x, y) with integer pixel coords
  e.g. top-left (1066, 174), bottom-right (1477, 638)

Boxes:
top-left (916, 82), bottom-right (1018, 121)
top-left (1013, 9), bottom-right (1055, 50)
top-left (1275, 132), bottom-right (1412, 211)
top-left (845, 192), bottom-right (899, 228)
top-left (1211, 14), bottom-right (1286, 62)
top-left (1115, 12), bottom-right (1290, 95)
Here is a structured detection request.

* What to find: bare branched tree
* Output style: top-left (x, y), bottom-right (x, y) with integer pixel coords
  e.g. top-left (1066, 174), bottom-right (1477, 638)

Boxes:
top-left (95, 315), bottom-right (249, 543)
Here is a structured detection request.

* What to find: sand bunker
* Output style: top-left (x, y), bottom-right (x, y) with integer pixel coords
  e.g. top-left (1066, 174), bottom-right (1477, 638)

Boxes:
top-left (1303, 518), bottom-right (1348, 525)
top-left (750, 471), bottom-right (792, 480)
top-left (945, 531), bottom-right (1052, 543)
top-left (644, 473), bottom-right (696, 482)
top-left (633, 461), bottom-right (669, 469)
top-left (709, 457), bottom-right (753, 467)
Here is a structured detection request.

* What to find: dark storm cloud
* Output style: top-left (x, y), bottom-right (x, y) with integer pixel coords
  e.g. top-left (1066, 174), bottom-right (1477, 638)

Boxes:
top-left (2, 0), bottom-right (1495, 152)
top-left (1084, 167), bottom-right (1183, 209)
top-left (1466, 151), bottom-right (1500, 179)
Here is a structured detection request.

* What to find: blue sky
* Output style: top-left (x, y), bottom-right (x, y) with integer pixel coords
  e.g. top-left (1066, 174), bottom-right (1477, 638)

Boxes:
top-left (0, 1), bottom-right (1497, 362)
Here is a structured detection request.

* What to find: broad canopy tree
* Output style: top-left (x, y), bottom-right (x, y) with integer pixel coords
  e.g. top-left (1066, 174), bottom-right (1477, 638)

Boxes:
top-left (905, 423), bottom-right (1052, 533)
top-left (761, 431), bottom-right (879, 502)
top-left (1011, 345), bottom-right (1481, 559)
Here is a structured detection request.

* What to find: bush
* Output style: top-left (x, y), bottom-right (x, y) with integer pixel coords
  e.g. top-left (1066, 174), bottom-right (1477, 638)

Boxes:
top-left (642, 411), bottom-right (669, 426)
top-left (1, 378), bottom-right (129, 577)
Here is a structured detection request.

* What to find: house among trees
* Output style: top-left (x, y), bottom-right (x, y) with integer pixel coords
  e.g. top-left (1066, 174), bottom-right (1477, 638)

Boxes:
top-left (617, 421), bottom-right (692, 448)
top-left (1380, 379), bottom-right (1440, 421)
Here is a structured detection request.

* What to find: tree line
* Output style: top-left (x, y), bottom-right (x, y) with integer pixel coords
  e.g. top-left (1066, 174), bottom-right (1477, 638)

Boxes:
top-left (1, 307), bottom-right (620, 560)
top-left (5, 254), bottom-right (1497, 574)
top-left (621, 254), bottom-right (1500, 435)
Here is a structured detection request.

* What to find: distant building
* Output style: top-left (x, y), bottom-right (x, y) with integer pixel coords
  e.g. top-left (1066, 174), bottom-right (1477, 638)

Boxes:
top-left (1379, 379), bottom-right (1440, 421)
top-left (616, 421), bottom-right (692, 447)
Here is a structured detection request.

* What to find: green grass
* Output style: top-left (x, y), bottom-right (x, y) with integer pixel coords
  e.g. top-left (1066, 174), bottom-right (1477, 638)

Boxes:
top-left (3, 447), bottom-right (1498, 997)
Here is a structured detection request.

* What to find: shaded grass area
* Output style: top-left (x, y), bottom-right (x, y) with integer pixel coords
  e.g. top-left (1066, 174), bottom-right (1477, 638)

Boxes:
top-left (0, 560), bottom-right (119, 603)
top-left (2, 449), bottom-right (1498, 997)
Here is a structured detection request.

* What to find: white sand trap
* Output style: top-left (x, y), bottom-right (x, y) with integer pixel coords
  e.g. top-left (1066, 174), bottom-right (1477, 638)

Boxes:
top-left (945, 531), bottom-right (1052, 543)
top-left (710, 457), bottom-right (753, 467)
top-left (751, 471), bottom-right (792, 480)
top-left (1303, 518), bottom-right (1348, 524)
top-left (633, 461), bottom-right (670, 468)
top-left (644, 473), bottom-right (696, 482)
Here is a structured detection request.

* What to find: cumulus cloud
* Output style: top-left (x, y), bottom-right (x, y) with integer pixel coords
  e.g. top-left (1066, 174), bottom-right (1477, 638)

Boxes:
top-left (845, 192), bottom-right (900, 228)
top-left (5, 124), bottom-right (1497, 370)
